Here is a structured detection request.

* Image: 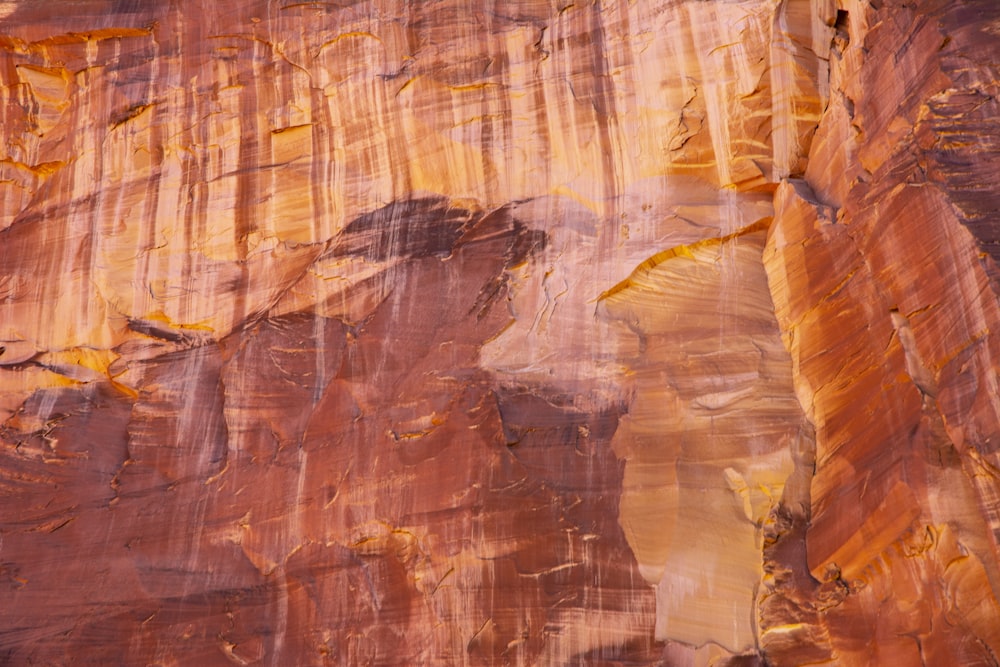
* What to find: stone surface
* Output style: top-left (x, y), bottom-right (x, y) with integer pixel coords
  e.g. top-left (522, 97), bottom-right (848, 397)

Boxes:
top-left (1, 0), bottom-right (999, 665)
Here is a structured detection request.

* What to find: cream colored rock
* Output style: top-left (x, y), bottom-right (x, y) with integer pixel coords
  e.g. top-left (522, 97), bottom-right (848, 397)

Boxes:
top-left (599, 226), bottom-right (804, 653)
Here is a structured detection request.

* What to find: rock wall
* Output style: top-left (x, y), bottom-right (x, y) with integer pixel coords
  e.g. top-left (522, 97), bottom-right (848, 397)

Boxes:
top-left (1, 1), bottom-right (998, 665)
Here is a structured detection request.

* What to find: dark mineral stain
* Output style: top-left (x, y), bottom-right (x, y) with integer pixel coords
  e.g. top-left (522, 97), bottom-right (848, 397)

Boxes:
top-left (333, 197), bottom-right (478, 261)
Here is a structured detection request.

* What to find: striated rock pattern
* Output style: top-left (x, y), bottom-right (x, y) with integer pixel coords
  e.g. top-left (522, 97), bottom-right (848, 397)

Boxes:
top-left (1, 0), bottom-right (999, 665)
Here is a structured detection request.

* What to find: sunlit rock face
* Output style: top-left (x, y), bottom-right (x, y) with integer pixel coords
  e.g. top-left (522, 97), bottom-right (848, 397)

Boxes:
top-left (761, 2), bottom-right (1000, 664)
top-left (1, 0), bottom-right (999, 665)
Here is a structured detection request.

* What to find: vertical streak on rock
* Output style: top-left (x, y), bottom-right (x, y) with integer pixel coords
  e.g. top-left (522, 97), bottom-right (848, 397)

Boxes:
top-left (769, 0), bottom-right (831, 179)
top-left (308, 80), bottom-right (329, 245)
top-left (587, 1), bottom-right (622, 218)
top-left (389, 71), bottom-right (415, 204)
top-left (479, 10), bottom-right (500, 205)
top-left (688, 2), bottom-right (733, 187)
top-left (233, 39), bottom-right (259, 331)
top-left (528, 25), bottom-right (553, 197)
top-left (135, 37), bottom-right (164, 323)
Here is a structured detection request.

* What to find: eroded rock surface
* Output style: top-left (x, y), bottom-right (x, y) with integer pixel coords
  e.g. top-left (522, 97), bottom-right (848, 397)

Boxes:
top-left (1, 1), bottom-right (999, 665)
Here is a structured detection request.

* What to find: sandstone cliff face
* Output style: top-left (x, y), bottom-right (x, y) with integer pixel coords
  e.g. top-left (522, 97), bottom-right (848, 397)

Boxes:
top-left (1, 1), bottom-right (999, 665)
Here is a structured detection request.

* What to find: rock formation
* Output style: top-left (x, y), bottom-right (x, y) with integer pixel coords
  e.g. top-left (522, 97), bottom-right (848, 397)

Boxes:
top-left (1, 0), bottom-right (999, 664)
